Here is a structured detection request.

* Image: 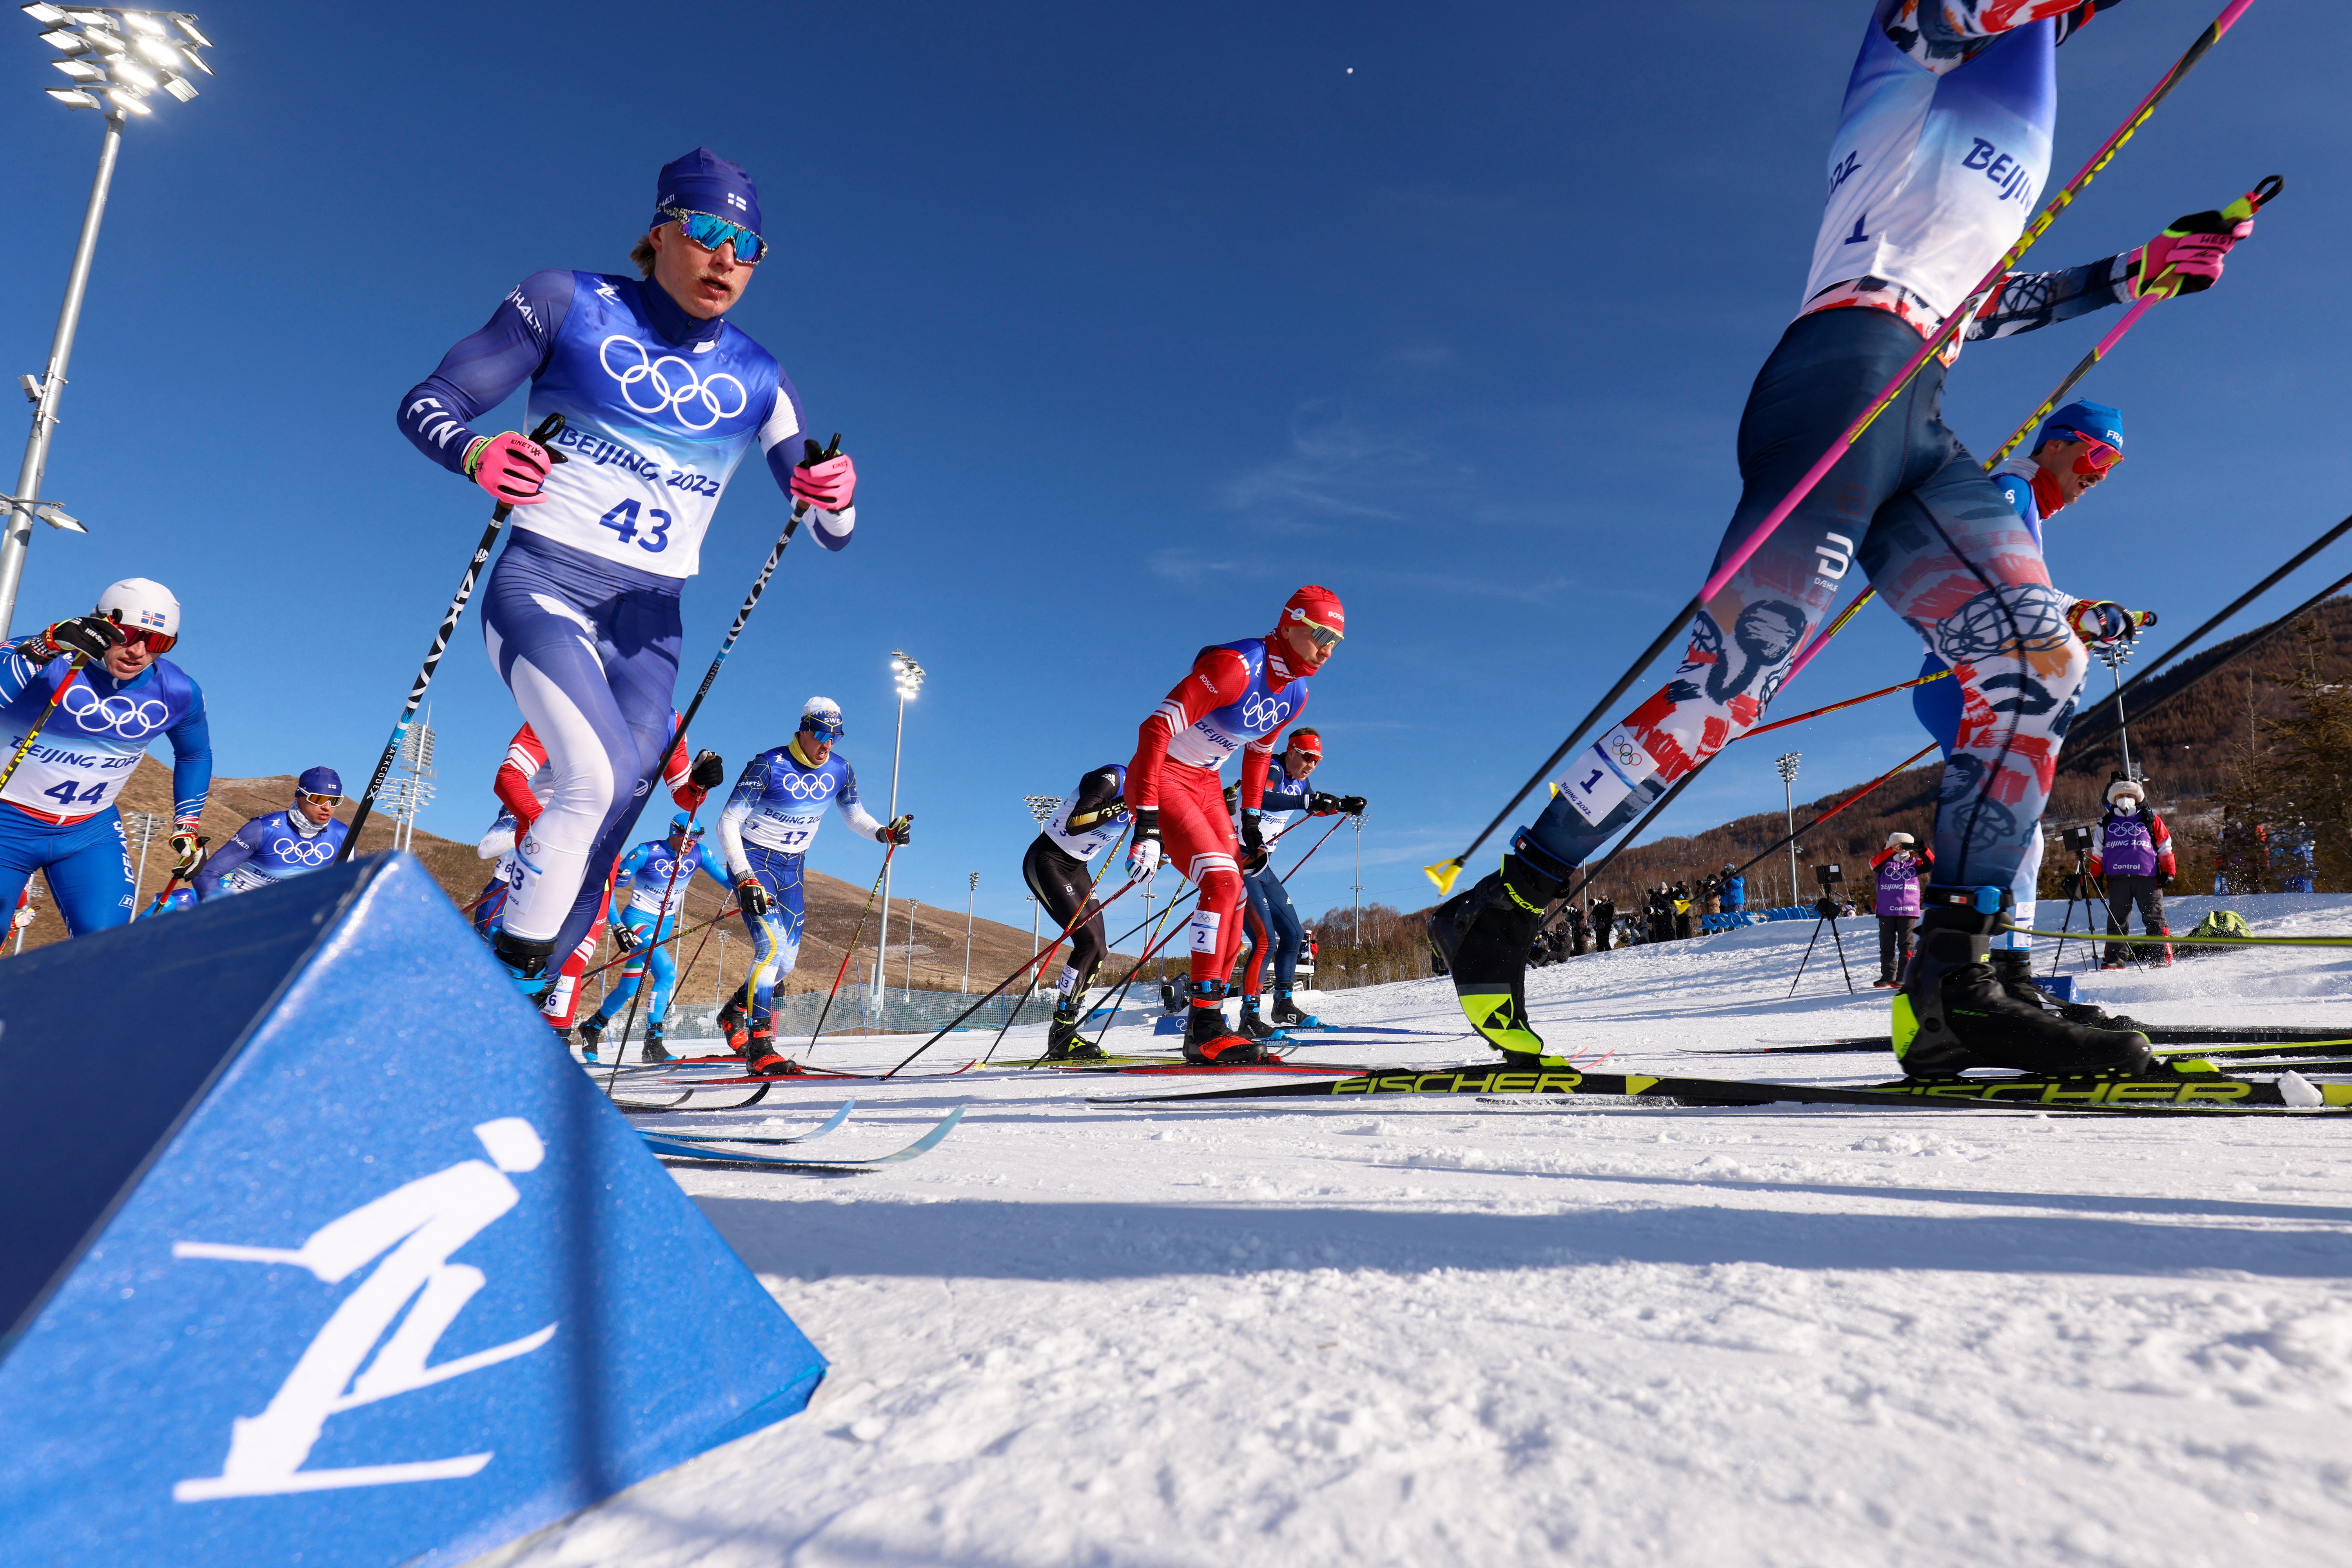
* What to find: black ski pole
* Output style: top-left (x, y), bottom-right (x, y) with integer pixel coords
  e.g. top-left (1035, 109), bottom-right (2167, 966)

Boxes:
top-left (985, 826), bottom-right (1130, 1065)
top-left (806, 841), bottom-right (897, 1049)
top-left (1065, 891), bottom-right (1187, 1062)
top-left (341, 412), bottom-right (567, 863)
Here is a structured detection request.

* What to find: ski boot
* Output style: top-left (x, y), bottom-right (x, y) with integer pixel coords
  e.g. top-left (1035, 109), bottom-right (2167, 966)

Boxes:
top-left (1044, 1000), bottom-right (1107, 1062)
top-left (1181, 980), bottom-right (1274, 1064)
top-left (740, 1023), bottom-right (802, 1078)
top-left (575, 1012), bottom-right (606, 1063)
top-left (1236, 996), bottom-right (1278, 1040)
top-left (1446, 837), bottom-right (1578, 1069)
top-left (641, 1020), bottom-right (672, 1065)
top-left (717, 993), bottom-right (750, 1053)
top-left (1894, 887), bottom-right (2152, 1078)
top-left (1270, 986), bottom-right (1319, 1029)
top-left (490, 931), bottom-right (556, 1002)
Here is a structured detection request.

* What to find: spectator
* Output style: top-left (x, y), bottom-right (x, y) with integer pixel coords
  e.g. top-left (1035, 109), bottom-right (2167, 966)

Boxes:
top-left (1869, 831), bottom-right (1933, 987)
top-left (2092, 778), bottom-right (2175, 967)
top-left (1566, 901), bottom-right (1589, 957)
top-left (1592, 894), bottom-right (1617, 952)
top-left (1673, 882), bottom-right (1695, 941)
top-left (1719, 863), bottom-right (1746, 914)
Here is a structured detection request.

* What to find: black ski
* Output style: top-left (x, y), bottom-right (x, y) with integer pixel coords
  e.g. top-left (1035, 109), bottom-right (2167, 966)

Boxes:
top-left (1722, 1025), bottom-right (2352, 1056)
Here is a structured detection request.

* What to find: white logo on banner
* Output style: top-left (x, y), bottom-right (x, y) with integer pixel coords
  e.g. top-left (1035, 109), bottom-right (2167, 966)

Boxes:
top-left (171, 1118), bottom-right (557, 1501)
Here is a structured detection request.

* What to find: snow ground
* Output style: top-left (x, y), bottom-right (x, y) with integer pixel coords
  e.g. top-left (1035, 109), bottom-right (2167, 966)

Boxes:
top-left (477, 895), bottom-right (2352, 1568)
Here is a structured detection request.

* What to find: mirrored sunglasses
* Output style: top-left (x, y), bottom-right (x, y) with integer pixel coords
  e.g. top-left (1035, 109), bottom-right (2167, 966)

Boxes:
top-left (297, 791), bottom-right (339, 807)
top-left (108, 621), bottom-right (176, 654)
top-left (2057, 430), bottom-right (2123, 474)
top-left (661, 205), bottom-right (766, 265)
top-left (1285, 609), bottom-right (1344, 648)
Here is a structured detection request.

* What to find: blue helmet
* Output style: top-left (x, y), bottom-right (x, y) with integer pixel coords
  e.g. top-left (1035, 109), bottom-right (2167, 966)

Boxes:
top-left (297, 766), bottom-right (342, 798)
top-left (2040, 399), bottom-right (2123, 453)
top-left (670, 811), bottom-right (704, 836)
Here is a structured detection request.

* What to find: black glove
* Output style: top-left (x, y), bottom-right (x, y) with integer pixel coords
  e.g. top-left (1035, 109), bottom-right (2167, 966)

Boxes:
top-left (1306, 792), bottom-right (1344, 816)
top-left (169, 828), bottom-right (203, 877)
top-left (26, 613), bottom-right (122, 663)
top-left (882, 814), bottom-right (914, 846)
top-left (1128, 806), bottom-right (1163, 880)
top-left (1222, 781), bottom-right (1241, 811)
top-left (1340, 795), bottom-right (1367, 815)
top-left (1240, 811), bottom-right (1264, 855)
top-left (736, 875), bottom-right (771, 918)
top-left (612, 921), bottom-right (642, 953)
top-left (689, 749), bottom-right (726, 791)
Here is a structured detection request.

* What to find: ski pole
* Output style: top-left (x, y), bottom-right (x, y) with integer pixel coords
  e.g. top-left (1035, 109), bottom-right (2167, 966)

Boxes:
top-left (135, 833), bottom-right (207, 918)
top-left (0, 651), bottom-right (85, 796)
top-left (1985, 175), bottom-right (2282, 468)
top-left (805, 841), bottom-right (897, 1050)
top-left (340, 411), bottom-right (568, 864)
top-left (1066, 887), bottom-right (1189, 1061)
top-left (599, 840), bottom-right (706, 1096)
top-left (984, 825), bottom-right (1130, 1065)
top-left (1425, 0), bottom-right (2265, 895)
top-left (1739, 668), bottom-right (1950, 741)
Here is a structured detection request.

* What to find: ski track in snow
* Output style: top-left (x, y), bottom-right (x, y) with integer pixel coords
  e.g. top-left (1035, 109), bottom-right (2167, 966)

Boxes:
top-left (479, 894), bottom-right (2352, 1568)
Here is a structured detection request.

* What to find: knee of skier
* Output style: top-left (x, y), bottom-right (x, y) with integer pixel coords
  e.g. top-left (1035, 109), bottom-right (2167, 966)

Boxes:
top-left (1198, 863), bottom-right (1243, 916)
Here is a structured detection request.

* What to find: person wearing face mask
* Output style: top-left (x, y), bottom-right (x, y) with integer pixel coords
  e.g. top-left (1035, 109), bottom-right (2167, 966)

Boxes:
top-left (396, 148), bottom-right (858, 1005)
top-left (0, 578), bottom-right (211, 935)
top-left (1911, 399), bottom-right (2152, 1005)
top-left (195, 768), bottom-right (352, 900)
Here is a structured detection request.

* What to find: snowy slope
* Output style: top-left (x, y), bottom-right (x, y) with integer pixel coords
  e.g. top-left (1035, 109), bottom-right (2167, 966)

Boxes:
top-left (475, 895), bottom-right (2352, 1568)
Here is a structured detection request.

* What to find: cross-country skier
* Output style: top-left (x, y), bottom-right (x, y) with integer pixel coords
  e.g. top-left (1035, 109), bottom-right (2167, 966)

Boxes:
top-left (1125, 586), bottom-right (1341, 1064)
top-left (1432, 1), bottom-right (2258, 1079)
top-left (575, 811), bottom-right (730, 1063)
top-left (1227, 729), bottom-right (1364, 1037)
top-left (1023, 762), bottom-right (1132, 1061)
top-left (0, 579), bottom-right (209, 936)
top-left (1911, 398), bottom-right (2153, 999)
top-left (716, 698), bottom-right (911, 1076)
top-left (2090, 777), bottom-right (2174, 967)
top-left (194, 768), bottom-right (351, 899)
top-left (396, 147), bottom-right (854, 1001)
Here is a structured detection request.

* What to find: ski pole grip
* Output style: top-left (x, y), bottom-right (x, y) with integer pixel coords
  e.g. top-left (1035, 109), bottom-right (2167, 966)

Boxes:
top-left (2225, 174), bottom-right (2284, 222)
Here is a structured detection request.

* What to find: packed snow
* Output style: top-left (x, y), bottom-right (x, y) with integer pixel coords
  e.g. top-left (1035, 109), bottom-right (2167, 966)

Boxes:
top-left (474, 894), bottom-right (2352, 1568)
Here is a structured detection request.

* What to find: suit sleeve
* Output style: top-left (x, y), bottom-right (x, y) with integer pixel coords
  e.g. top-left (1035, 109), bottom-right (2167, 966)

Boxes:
top-left (1064, 768), bottom-right (1126, 831)
top-left (193, 816), bottom-right (268, 901)
top-left (495, 724), bottom-right (546, 826)
top-left (2151, 813), bottom-right (2176, 878)
top-left (164, 674), bottom-right (211, 827)
top-left (396, 270), bottom-right (573, 475)
top-left (1128, 646), bottom-right (1252, 812)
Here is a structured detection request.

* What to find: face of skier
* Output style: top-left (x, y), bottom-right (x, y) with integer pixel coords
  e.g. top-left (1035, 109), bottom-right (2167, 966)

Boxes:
top-left (797, 727), bottom-right (834, 766)
top-left (1276, 619), bottom-right (1336, 673)
top-left (1283, 747), bottom-right (1320, 782)
top-left (2036, 435), bottom-right (2121, 506)
top-left (648, 220), bottom-right (757, 319)
top-left (102, 637), bottom-right (156, 680)
top-left (293, 791), bottom-right (336, 827)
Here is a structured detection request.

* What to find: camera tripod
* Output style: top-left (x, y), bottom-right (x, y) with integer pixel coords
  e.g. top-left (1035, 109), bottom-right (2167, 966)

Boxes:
top-left (1786, 895), bottom-right (1856, 998)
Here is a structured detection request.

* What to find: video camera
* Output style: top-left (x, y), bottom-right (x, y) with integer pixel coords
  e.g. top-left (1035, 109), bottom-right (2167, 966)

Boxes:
top-left (1812, 863), bottom-right (1844, 919)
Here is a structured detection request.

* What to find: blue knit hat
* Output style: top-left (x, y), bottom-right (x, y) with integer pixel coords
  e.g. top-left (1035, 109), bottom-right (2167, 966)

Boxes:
top-left (2041, 399), bottom-right (2123, 452)
top-left (652, 148), bottom-right (760, 237)
top-left (297, 765), bottom-right (342, 797)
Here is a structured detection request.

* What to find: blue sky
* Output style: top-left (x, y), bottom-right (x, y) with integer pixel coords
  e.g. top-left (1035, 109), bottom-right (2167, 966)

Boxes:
top-left (0, 0), bottom-right (2345, 935)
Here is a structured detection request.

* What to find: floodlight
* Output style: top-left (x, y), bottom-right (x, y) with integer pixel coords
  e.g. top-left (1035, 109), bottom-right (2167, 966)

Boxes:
top-left (83, 28), bottom-right (122, 53)
top-left (160, 72), bottom-right (191, 100)
top-left (171, 13), bottom-right (209, 47)
top-left (120, 9), bottom-right (162, 33)
top-left (175, 43), bottom-right (205, 72)
top-left (50, 55), bottom-right (100, 77)
top-left (103, 84), bottom-right (146, 112)
top-left (132, 34), bottom-right (177, 65)
top-left (43, 85), bottom-right (95, 107)
top-left (111, 57), bottom-right (154, 86)
top-left (36, 25), bottom-right (77, 45)
top-left (21, 5), bottom-right (69, 24)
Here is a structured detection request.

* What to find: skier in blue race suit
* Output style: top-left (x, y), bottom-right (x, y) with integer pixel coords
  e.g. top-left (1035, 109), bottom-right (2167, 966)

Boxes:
top-left (396, 147), bottom-right (857, 1000)
top-left (0, 578), bottom-right (210, 936)
top-left (194, 767), bottom-right (351, 901)
top-left (715, 697), bottom-right (911, 1077)
top-left (1911, 398), bottom-right (2153, 997)
top-left (575, 811), bottom-right (730, 1064)
top-left (1227, 729), bottom-right (1365, 1038)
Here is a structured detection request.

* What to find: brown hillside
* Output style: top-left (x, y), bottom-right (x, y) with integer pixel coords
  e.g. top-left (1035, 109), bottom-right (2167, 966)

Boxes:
top-left (2, 762), bottom-right (1120, 1010)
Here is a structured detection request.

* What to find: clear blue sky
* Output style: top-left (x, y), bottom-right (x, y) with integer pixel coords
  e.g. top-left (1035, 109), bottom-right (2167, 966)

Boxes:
top-left (0, 0), bottom-right (2344, 935)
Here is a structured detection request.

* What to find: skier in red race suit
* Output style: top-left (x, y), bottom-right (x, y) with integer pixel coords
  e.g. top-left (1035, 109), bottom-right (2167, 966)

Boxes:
top-left (1126, 587), bottom-right (1343, 1063)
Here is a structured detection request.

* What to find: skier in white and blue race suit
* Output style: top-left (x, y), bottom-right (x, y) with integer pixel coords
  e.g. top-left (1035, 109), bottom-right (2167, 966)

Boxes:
top-left (194, 766), bottom-right (352, 900)
top-left (1910, 398), bottom-right (2154, 986)
top-left (575, 811), bottom-right (730, 1064)
top-left (0, 578), bottom-right (210, 935)
top-left (715, 697), bottom-right (911, 1077)
top-left (395, 147), bottom-right (857, 997)
top-left (1226, 729), bottom-right (1365, 1038)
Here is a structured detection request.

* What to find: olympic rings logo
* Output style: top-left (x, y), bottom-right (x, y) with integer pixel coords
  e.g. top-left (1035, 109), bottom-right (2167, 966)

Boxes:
top-left (1608, 734), bottom-right (1644, 768)
top-left (599, 335), bottom-right (749, 430)
top-left (779, 772), bottom-right (837, 801)
top-left (272, 835), bottom-right (336, 867)
top-left (59, 684), bottom-right (169, 737)
top-left (1241, 693), bottom-right (1292, 732)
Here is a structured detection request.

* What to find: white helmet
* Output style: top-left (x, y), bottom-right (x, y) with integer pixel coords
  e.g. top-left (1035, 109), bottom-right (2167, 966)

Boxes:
top-left (1886, 831), bottom-right (1914, 847)
top-left (2105, 778), bottom-right (2144, 809)
top-left (96, 577), bottom-right (179, 641)
top-left (799, 695), bottom-right (845, 740)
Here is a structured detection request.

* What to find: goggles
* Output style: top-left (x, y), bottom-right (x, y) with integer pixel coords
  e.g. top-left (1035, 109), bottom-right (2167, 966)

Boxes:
top-left (2054, 429), bottom-right (2123, 475)
top-left (1287, 744), bottom-right (1322, 765)
top-left (296, 790), bottom-right (339, 807)
top-left (1285, 608), bottom-right (1344, 649)
top-left (106, 620), bottom-right (176, 655)
top-left (661, 206), bottom-right (766, 265)
top-left (800, 717), bottom-right (845, 741)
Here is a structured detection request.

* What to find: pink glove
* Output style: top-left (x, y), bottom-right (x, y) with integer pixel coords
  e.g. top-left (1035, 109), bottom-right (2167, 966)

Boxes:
top-left (466, 430), bottom-right (552, 505)
top-left (791, 452), bottom-right (856, 512)
top-left (2129, 213), bottom-right (2254, 299)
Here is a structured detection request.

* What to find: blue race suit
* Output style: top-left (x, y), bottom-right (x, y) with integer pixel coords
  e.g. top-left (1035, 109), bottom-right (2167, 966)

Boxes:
top-left (717, 739), bottom-right (887, 1023)
top-left (396, 267), bottom-right (851, 970)
top-left (589, 833), bottom-right (729, 1026)
top-left (1238, 759), bottom-right (1320, 998)
top-left (193, 809), bottom-right (352, 900)
top-left (0, 642), bottom-right (210, 935)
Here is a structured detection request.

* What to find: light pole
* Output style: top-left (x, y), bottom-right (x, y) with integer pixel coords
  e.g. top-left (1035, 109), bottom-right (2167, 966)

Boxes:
top-left (1020, 791), bottom-right (1059, 961)
top-left (1776, 751), bottom-right (1802, 907)
top-left (904, 900), bottom-right (918, 993)
top-left (1350, 808), bottom-right (1365, 940)
top-left (716, 929), bottom-right (728, 1014)
top-left (963, 871), bottom-right (977, 994)
top-left (124, 807), bottom-right (160, 900)
top-left (0, 6), bottom-right (212, 635)
top-left (872, 650), bottom-right (923, 1004)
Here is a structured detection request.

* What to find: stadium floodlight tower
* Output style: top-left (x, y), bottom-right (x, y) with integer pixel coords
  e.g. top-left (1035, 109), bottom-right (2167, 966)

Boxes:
top-left (871, 650), bottom-right (924, 1004)
top-left (1775, 751), bottom-right (1802, 907)
top-left (0, 6), bottom-right (212, 637)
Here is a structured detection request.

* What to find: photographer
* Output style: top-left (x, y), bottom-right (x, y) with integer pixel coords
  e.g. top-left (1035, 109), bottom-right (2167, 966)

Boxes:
top-left (1870, 833), bottom-right (1934, 988)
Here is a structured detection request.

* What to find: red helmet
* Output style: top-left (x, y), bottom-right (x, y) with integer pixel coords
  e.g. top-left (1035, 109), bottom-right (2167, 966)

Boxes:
top-left (1281, 585), bottom-right (1344, 646)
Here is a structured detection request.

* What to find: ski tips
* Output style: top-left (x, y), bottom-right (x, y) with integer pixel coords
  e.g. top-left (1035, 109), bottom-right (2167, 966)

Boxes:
top-left (1425, 858), bottom-right (1463, 895)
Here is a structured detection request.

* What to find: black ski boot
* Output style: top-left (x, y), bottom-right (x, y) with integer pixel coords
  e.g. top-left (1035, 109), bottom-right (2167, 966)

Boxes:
top-left (1181, 980), bottom-right (1272, 1064)
top-left (1044, 999), bottom-right (1107, 1061)
top-left (641, 1021), bottom-right (671, 1065)
top-left (1447, 838), bottom-right (1575, 1067)
top-left (740, 1024), bottom-right (802, 1078)
top-left (491, 931), bottom-right (557, 1003)
top-left (1270, 986), bottom-right (1319, 1029)
top-left (1895, 887), bottom-right (2152, 1077)
top-left (575, 1012), bottom-right (607, 1063)
top-left (1987, 949), bottom-right (2051, 1010)
top-left (1237, 997), bottom-right (1277, 1040)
